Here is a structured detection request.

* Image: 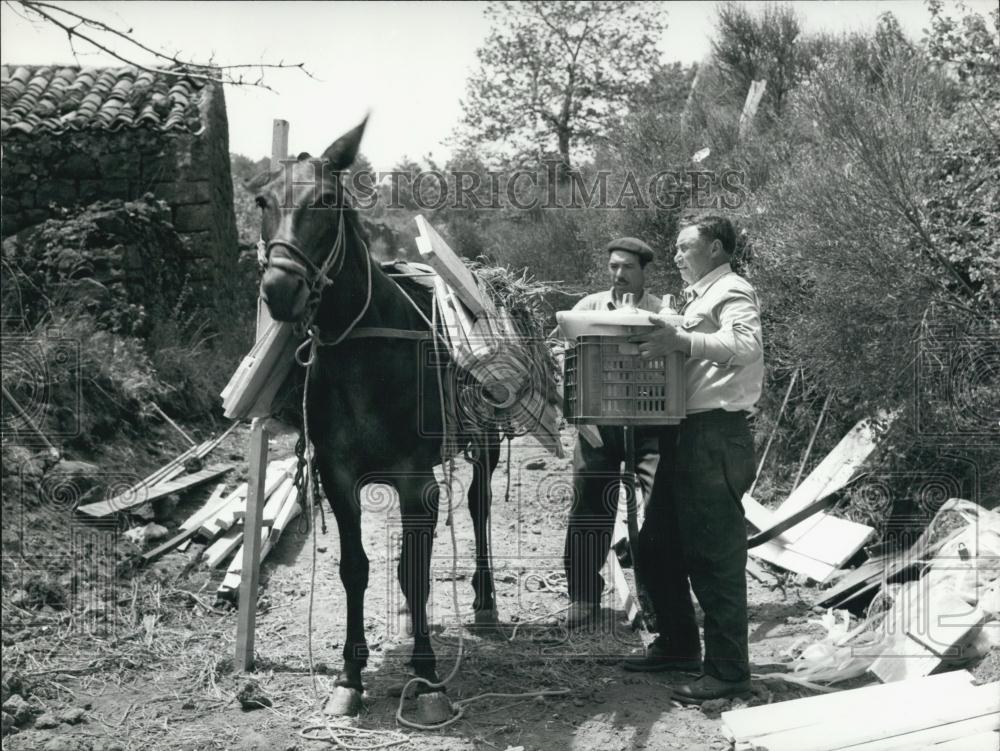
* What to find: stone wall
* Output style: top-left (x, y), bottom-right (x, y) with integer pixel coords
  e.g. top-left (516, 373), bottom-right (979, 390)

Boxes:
top-left (0, 82), bottom-right (237, 292)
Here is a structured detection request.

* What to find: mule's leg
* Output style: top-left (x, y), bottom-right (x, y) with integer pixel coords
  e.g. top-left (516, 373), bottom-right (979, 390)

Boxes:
top-left (315, 459), bottom-right (369, 711)
top-left (396, 472), bottom-right (441, 686)
top-left (468, 433), bottom-right (501, 625)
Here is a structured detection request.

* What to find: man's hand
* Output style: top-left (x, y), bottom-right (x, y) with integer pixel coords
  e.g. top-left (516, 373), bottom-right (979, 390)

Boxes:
top-left (629, 315), bottom-right (691, 360)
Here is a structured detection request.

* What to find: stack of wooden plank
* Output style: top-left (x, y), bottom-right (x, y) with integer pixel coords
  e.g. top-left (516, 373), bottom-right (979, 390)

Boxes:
top-left (77, 424), bottom-right (238, 517)
top-left (744, 415), bottom-right (889, 583)
top-left (221, 320), bottom-right (300, 420)
top-left (721, 670), bottom-right (999, 750)
top-left (416, 215), bottom-right (564, 457)
top-left (200, 457), bottom-right (302, 601)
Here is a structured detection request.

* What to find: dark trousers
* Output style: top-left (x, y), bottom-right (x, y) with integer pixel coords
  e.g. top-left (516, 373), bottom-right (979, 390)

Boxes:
top-left (563, 426), bottom-right (659, 604)
top-left (637, 410), bottom-right (755, 682)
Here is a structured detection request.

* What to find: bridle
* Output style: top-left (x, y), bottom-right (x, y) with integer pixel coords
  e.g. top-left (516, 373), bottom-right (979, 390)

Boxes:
top-left (263, 204), bottom-right (351, 333)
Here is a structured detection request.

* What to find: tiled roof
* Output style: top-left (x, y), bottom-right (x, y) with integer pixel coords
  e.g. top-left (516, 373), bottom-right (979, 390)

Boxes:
top-left (0, 65), bottom-right (209, 137)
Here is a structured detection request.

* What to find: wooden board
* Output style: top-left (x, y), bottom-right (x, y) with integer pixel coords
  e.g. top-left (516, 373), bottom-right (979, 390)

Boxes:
top-left (722, 670), bottom-right (975, 742)
top-left (739, 682), bottom-right (998, 751)
top-left (778, 414), bottom-right (889, 518)
top-left (204, 526), bottom-right (244, 569)
top-left (931, 730), bottom-right (1000, 750)
top-left (815, 554), bottom-right (890, 608)
top-left (743, 494), bottom-right (873, 581)
top-left (262, 476), bottom-right (295, 526)
top-left (223, 322), bottom-right (299, 419)
top-left (77, 463), bottom-right (234, 517)
top-left (197, 488), bottom-right (247, 539)
top-left (415, 215), bottom-right (485, 316)
top-left (179, 484), bottom-right (229, 531)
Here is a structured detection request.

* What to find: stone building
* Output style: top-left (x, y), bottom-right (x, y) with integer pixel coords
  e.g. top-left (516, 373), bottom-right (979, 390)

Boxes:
top-left (0, 65), bottom-right (238, 287)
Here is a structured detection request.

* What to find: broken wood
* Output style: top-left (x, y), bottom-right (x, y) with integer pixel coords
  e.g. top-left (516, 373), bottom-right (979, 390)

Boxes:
top-left (869, 580), bottom-right (986, 682)
top-left (76, 424), bottom-right (238, 517)
top-left (722, 670), bottom-right (995, 751)
top-left (77, 462), bottom-right (234, 517)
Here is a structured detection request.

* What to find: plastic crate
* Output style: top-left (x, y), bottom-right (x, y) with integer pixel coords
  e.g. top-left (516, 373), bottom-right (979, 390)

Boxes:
top-left (563, 336), bottom-right (685, 425)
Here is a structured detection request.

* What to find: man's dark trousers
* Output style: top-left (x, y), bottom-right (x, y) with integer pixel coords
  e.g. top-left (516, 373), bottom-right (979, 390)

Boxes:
top-left (564, 426), bottom-right (659, 605)
top-left (638, 410), bottom-right (755, 682)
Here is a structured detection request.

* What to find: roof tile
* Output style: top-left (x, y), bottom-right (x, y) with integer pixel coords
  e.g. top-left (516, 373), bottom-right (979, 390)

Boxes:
top-left (0, 65), bottom-right (209, 135)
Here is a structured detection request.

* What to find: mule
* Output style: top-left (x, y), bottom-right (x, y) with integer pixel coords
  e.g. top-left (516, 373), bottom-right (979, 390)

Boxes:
top-left (253, 119), bottom-right (501, 715)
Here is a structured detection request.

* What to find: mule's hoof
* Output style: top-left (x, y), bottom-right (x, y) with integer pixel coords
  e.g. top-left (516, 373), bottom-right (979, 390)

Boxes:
top-left (416, 691), bottom-right (455, 725)
top-left (469, 609), bottom-right (500, 630)
top-left (324, 686), bottom-right (363, 716)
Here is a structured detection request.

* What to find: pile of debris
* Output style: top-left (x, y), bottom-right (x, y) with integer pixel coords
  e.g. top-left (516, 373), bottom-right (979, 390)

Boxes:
top-left (75, 424), bottom-right (303, 602)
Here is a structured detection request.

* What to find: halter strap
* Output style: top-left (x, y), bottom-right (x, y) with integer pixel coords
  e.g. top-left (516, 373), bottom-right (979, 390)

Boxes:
top-left (337, 327), bottom-right (433, 342)
top-left (266, 238), bottom-right (323, 283)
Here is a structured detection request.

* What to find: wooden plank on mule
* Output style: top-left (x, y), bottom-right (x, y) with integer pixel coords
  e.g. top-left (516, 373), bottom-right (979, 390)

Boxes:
top-left (721, 669), bottom-right (975, 743)
top-left (737, 681), bottom-right (998, 751)
top-left (228, 326), bottom-right (299, 418)
top-left (415, 215), bottom-right (485, 316)
top-left (204, 525), bottom-right (245, 569)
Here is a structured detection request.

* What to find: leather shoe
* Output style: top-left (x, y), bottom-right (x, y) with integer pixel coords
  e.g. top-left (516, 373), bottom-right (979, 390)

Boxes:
top-left (671, 674), bottom-right (751, 704)
top-left (622, 640), bottom-right (701, 673)
top-left (564, 601), bottom-right (599, 629)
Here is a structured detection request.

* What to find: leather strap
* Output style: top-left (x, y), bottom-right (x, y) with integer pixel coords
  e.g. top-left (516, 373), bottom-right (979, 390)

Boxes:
top-left (339, 327), bottom-right (432, 341)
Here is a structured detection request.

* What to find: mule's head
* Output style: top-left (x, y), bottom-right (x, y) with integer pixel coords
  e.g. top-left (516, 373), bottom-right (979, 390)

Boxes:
top-left (253, 118), bottom-right (367, 322)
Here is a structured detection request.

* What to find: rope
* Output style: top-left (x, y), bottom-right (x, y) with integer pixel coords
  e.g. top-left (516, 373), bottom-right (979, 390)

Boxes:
top-left (297, 719), bottom-right (408, 750)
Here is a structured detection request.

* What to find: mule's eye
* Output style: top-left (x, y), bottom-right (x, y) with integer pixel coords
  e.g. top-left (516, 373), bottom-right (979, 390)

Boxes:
top-left (255, 195), bottom-right (267, 209)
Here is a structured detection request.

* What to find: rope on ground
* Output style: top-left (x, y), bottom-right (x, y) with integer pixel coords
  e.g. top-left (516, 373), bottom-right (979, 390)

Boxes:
top-left (297, 718), bottom-right (408, 749)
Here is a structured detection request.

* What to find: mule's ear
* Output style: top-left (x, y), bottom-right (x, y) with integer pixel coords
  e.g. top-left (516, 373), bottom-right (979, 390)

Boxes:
top-left (321, 115), bottom-right (369, 172)
top-left (243, 169), bottom-right (275, 192)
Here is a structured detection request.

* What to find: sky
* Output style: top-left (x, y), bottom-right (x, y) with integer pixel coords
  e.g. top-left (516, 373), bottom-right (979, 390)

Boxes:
top-left (2, 1), bottom-right (996, 171)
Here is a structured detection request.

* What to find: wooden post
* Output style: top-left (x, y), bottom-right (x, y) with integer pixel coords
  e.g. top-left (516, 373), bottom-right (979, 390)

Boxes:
top-left (235, 419), bottom-right (269, 670)
top-left (237, 118), bottom-right (288, 671)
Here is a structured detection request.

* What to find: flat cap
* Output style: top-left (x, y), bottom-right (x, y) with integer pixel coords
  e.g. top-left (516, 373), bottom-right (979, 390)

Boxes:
top-left (604, 237), bottom-right (654, 263)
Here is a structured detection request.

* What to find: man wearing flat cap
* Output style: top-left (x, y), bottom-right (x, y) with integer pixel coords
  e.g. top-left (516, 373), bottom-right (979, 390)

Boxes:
top-left (561, 237), bottom-right (662, 628)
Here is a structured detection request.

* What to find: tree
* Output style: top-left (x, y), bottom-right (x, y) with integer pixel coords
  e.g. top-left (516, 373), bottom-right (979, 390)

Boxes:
top-left (710, 2), bottom-right (803, 119)
top-left (457, 0), bottom-right (667, 169)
